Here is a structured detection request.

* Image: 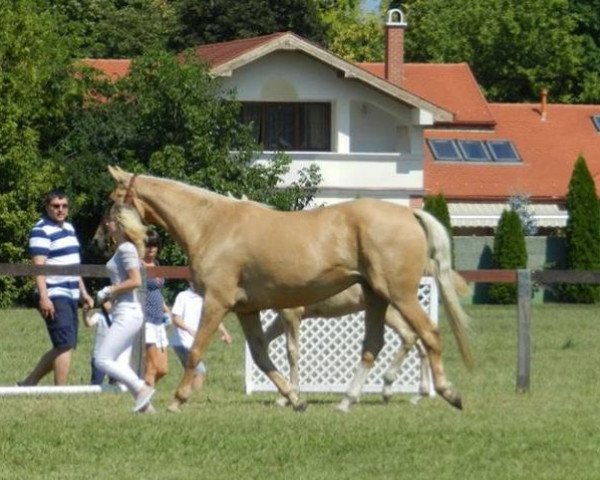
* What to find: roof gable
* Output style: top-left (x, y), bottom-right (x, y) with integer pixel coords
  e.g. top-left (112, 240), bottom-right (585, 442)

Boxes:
top-left (192, 32), bottom-right (453, 122)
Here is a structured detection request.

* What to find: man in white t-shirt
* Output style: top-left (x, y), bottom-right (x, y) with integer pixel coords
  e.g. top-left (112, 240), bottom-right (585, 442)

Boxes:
top-left (170, 284), bottom-right (232, 391)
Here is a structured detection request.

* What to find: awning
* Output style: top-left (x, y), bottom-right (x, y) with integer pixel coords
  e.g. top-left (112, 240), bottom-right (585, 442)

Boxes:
top-left (448, 202), bottom-right (567, 228)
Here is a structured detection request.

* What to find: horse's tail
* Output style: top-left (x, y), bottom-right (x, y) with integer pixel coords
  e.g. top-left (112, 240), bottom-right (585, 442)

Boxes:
top-left (413, 209), bottom-right (474, 370)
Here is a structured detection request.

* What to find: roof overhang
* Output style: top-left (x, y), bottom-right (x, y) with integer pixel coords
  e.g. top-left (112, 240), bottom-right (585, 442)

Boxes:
top-left (449, 202), bottom-right (567, 228)
top-left (208, 33), bottom-right (453, 124)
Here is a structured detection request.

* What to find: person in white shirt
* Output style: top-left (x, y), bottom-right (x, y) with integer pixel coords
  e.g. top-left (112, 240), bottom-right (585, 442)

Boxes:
top-left (170, 283), bottom-right (232, 391)
top-left (82, 299), bottom-right (132, 385)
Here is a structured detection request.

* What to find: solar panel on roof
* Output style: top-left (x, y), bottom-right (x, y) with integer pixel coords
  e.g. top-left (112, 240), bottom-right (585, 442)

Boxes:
top-left (457, 140), bottom-right (490, 162)
top-left (487, 140), bottom-right (520, 162)
top-left (427, 139), bottom-right (462, 161)
top-left (592, 115), bottom-right (600, 132)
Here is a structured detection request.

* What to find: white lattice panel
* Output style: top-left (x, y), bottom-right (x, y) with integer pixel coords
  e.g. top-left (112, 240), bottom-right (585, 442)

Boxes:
top-left (245, 277), bottom-right (438, 395)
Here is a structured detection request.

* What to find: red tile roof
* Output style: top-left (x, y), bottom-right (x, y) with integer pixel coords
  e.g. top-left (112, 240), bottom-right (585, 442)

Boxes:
top-left (82, 59), bottom-right (131, 81)
top-left (425, 103), bottom-right (600, 200)
top-left (192, 32), bottom-right (287, 68)
top-left (357, 62), bottom-right (495, 126)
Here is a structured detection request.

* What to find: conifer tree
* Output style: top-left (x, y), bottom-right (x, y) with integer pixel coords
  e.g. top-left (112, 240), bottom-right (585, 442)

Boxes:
top-left (423, 193), bottom-right (453, 265)
top-left (488, 209), bottom-right (527, 304)
top-left (562, 155), bottom-right (600, 302)
top-left (423, 193), bottom-right (452, 233)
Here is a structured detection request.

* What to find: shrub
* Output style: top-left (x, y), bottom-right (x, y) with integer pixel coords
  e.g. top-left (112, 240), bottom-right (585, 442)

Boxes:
top-left (488, 209), bottom-right (527, 304)
top-left (561, 155), bottom-right (600, 303)
top-left (423, 193), bottom-right (454, 265)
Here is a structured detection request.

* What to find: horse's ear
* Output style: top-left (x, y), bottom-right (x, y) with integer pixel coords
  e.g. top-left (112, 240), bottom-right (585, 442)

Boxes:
top-left (108, 165), bottom-right (130, 183)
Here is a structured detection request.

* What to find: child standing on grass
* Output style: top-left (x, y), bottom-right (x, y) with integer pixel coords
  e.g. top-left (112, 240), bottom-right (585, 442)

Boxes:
top-left (169, 283), bottom-right (232, 394)
top-left (82, 299), bottom-right (132, 386)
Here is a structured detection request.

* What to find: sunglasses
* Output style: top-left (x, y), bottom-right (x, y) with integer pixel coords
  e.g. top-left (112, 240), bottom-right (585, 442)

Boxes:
top-left (49, 203), bottom-right (69, 210)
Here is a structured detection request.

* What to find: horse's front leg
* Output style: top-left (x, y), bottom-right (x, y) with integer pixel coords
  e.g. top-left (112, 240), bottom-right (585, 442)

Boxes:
top-left (168, 297), bottom-right (227, 413)
top-left (276, 308), bottom-right (303, 407)
top-left (241, 312), bottom-right (306, 412)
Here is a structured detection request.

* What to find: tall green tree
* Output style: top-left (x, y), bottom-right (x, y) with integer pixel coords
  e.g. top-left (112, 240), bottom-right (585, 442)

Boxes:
top-left (316, 0), bottom-right (384, 61)
top-left (562, 155), bottom-right (600, 303)
top-left (56, 50), bottom-right (321, 266)
top-left (423, 193), bottom-right (451, 233)
top-left (0, 0), bottom-right (89, 306)
top-left (423, 193), bottom-right (453, 265)
top-left (170, 0), bottom-right (325, 49)
top-left (572, 0), bottom-right (600, 102)
top-left (400, 0), bottom-right (586, 103)
top-left (49, 0), bottom-right (177, 58)
top-left (488, 209), bottom-right (527, 304)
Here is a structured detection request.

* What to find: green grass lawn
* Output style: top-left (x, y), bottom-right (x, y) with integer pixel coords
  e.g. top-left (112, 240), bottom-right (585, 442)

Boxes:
top-left (1, 305), bottom-right (599, 479)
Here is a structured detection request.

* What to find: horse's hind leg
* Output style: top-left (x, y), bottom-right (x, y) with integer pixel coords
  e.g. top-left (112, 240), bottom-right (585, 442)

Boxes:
top-left (393, 296), bottom-right (462, 410)
top-left (265, 308), bottom-right (303, 407)
top-left (241, 312), bottom-right (306, 412)
top-left (337, 294), bottom-right (387, 413)
top-left (380, 306), bottom-right (421, 403)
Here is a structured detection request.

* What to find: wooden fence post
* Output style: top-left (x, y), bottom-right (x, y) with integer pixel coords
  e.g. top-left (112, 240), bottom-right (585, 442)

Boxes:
top-left (516, 269), bottom-right (531, 393)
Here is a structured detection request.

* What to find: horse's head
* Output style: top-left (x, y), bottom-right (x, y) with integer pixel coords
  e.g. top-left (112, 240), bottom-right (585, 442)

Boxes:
top-left (91, 213), bottom-right (112, 256)
top-left (107, 165), bottom-right (165, 228)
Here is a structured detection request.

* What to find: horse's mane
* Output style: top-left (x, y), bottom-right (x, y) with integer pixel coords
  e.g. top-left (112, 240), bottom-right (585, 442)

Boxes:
top-left (139, 174), bottom-right (271, 210)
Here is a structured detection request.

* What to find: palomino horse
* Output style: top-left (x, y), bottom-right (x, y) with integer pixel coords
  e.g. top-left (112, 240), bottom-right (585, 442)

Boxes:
top-left (105, 166), bottom-right (473, 412)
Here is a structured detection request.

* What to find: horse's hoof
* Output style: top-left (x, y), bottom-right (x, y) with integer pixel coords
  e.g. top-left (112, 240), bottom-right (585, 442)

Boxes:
top-left (275, 397), bottom-right (290, 408)
top-left (336, 397), bottom-right (353, 413)
top-left (293, 401), bottom-right (307, 413)
top-left (440, 388), bottom-right (463, 410)
top-left (167, 400), bottom-right (182, 414)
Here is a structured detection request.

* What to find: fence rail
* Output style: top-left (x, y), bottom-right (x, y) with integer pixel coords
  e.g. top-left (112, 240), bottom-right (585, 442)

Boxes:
top-left (3, 263), bottom-right (600, 394)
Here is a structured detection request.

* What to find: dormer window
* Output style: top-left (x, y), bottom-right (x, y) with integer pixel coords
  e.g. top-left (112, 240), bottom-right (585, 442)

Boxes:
top-left (592, 115), bottom-right (600, 132)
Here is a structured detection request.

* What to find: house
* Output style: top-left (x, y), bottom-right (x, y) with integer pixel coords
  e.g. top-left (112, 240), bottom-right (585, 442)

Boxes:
top-left (87, 8), bottom-right (600, 232)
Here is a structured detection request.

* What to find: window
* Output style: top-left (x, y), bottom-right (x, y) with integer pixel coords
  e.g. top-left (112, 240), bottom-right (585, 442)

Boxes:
top-left (487, 140), bottom-right (520, 162)
top-left (457, 140), bottom-right (490, 162)
top-left (427, 139), bottom-right (461, 161)
top-left (429, 138), bottom-right (522, 163)
top-left (241, 102), bottom-right (331, 151)
top-left (592, 115), bottom-right (600, 132)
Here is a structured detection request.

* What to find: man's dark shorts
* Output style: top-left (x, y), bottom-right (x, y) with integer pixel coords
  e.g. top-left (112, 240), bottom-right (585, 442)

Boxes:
top-left (43, 298), bottom-right (78, 349)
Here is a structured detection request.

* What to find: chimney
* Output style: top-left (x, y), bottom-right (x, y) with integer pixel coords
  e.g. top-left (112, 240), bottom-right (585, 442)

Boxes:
top-left (385, 8), bottom-right (408, 87)
top-left (540, 88), bottom-right (548, 121)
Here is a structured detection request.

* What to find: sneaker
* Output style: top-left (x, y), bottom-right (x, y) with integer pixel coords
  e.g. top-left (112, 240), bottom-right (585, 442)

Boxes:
top-left (139, 403), bottom-right (157, 415)
top-left (133, 385), bottom-right (155, 413)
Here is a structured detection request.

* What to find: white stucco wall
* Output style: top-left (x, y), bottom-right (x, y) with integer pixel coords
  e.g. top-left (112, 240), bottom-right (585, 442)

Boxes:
top-left (219, 51), bottom-right (428, 206)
